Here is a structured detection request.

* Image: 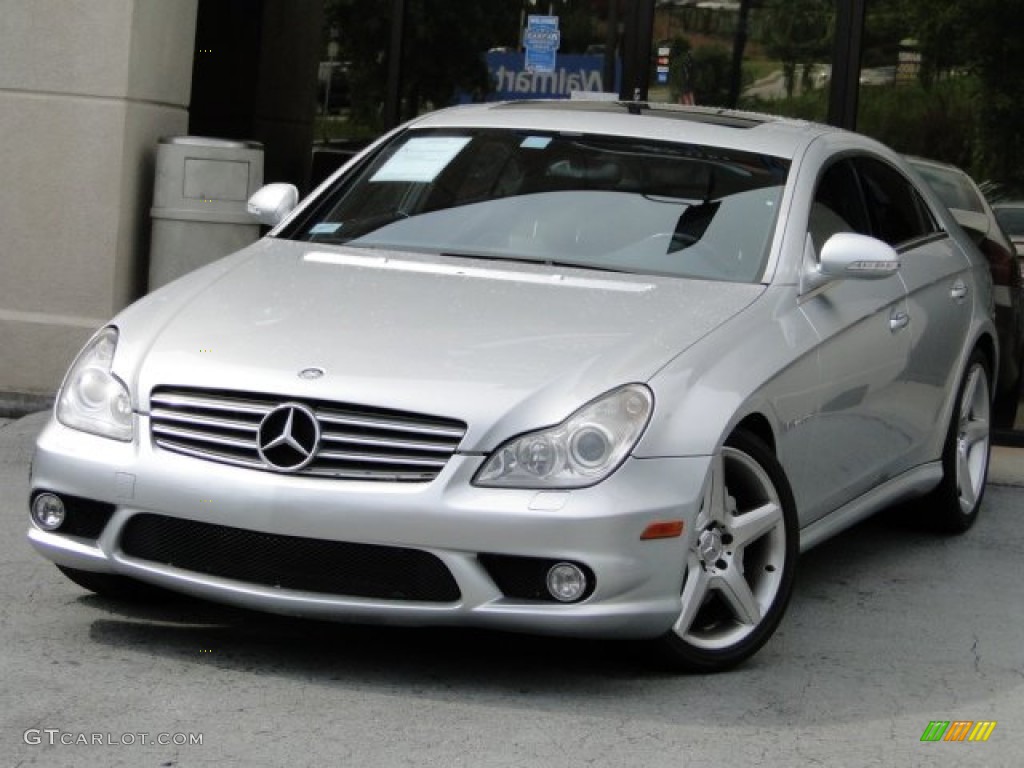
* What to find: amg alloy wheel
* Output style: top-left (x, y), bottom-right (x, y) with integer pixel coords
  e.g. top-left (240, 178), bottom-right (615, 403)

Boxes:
top-left (925, 350), bottom-right (991, 533)
top-left (658, 430), bottom-right (798, 672)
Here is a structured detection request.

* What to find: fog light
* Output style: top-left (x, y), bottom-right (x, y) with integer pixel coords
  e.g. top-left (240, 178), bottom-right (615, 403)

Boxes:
top-left (546, 562), bottom-right (587, 603)
top-left (31, 493), bottom-right (66, 531)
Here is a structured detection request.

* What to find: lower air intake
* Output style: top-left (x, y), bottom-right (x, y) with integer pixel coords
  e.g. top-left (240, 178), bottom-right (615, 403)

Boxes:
top-left (120, 514), bottom-right (461, 602)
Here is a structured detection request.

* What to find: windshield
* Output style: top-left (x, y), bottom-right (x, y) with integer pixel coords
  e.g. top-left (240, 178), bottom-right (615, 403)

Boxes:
top-left (287, 128), bottom-right (790, 283)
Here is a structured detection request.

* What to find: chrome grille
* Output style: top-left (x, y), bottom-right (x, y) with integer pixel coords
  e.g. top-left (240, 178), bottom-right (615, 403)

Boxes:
top-left (150, 388), bottom-right (466, 482)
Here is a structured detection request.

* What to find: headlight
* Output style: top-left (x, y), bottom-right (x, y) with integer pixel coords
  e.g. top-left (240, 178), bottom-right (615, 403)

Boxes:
top-left (56, 326), bottom-right (133, 441)
top-left (474, 384), bottom-right (653, 489)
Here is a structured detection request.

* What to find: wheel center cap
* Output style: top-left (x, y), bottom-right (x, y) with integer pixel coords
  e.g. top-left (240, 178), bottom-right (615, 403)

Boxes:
top-left (698, 528), bottom-right (724, 563)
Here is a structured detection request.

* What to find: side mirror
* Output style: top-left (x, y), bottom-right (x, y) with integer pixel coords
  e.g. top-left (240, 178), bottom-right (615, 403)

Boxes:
top-left (247, 183), bottom-right (299, 227)
top-left (801, 232), bottom-right (900, 294)
top-left (819, 232), bottom-right (900, 279)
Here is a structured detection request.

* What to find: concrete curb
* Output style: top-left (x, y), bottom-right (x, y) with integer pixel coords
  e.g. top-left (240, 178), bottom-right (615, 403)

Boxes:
top-left (990, 445), bottom-right (1024, 487)
top-left (0, 392), bottom-right (54, 420)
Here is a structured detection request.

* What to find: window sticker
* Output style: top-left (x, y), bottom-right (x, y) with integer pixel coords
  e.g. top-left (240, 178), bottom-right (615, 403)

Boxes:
top-left (521, 136), bottom-right (553, 150)
top-left (309, 222), bottom-right (343, 235)
top-left (370, 137), bottom-right (472, 183)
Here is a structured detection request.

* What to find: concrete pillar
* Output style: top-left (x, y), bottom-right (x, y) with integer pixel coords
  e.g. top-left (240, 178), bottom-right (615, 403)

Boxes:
top-left (0, 0), bottom-right (199, 406)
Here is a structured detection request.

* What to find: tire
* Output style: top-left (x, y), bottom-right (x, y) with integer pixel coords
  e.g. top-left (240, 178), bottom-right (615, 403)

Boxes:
top-left (57, 565), bottom-right (176, 602)
top-left (656, 429), bottom-right (798, 673)
top-left (922, 350), bottom-right (992, 534)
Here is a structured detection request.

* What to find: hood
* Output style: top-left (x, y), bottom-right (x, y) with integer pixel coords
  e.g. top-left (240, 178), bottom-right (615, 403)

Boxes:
top-left (116, 240), bottom-right (763, 450)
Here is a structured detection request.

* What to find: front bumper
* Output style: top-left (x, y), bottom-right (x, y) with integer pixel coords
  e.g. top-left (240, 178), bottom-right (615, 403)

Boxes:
top-left (28, 416), bottom-right (710, 639)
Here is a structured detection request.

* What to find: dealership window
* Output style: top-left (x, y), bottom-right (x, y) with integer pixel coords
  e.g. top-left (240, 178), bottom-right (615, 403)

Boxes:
top-left (310, 1), bottom-right (1024, 432)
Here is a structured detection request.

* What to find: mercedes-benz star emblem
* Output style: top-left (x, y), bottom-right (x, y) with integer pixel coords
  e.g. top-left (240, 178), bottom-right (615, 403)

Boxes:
top-left (257, 403), bottom-right (320, 472)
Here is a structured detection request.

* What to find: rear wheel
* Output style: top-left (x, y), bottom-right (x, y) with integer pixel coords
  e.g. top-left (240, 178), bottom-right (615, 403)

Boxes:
top-left (923, 350), bottom-right (991, 533)
top-left (657, 430), bottom-right (798, 673)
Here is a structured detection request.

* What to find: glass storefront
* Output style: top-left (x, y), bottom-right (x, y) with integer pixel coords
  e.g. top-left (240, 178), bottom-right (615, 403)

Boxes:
top-left (316, 1), bottom-right (845, 138)
top-left (315, 0), bottom-right (1024, 436)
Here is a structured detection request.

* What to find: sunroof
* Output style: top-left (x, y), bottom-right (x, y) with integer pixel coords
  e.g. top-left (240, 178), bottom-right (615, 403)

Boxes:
top-left (492, 100), bottom-right (770, 129)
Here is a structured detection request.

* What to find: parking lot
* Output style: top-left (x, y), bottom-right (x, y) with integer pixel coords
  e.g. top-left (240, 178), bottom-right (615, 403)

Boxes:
top-left (3, 410), bottom-right (1023, 767)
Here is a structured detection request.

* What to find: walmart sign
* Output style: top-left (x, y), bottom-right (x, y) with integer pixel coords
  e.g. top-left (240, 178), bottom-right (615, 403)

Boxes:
top-left (485, 53), bottom-right (618, 101)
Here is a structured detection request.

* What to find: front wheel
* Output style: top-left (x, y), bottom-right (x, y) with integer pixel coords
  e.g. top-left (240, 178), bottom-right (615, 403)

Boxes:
top-left (656, 430), bottom-right (798, 673)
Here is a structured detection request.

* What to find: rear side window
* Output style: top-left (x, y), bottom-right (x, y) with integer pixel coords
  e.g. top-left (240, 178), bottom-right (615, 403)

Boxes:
top-left (912, 164), bottom-right (984, 213)
top-left (855, 157), bottom-right (937, 247)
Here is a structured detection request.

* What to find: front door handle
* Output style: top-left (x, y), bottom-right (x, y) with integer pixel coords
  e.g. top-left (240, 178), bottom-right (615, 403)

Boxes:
top-left (951, 280), bottom-right (969, 302)
top-left (890, 310), bottom-right (910, 332)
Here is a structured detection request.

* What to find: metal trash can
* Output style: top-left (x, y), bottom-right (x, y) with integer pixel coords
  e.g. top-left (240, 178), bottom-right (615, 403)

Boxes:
top-left (148, 136), bottom-right (264, 290)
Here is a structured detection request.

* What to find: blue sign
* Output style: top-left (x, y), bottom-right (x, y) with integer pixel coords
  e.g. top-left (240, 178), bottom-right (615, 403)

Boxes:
top-left (524, 16), bottom-right (560, 50)
top-left (526, 48), bottom-right (557, 73)
top-left (524, 15), bottom-right (560, 73)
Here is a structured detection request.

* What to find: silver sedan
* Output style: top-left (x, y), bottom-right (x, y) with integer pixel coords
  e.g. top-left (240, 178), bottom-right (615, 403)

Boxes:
top-left (28, 101), bottom-right (996, 672)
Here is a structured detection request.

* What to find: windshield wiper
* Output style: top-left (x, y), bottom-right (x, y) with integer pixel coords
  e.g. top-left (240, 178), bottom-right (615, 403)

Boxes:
top-left (440, 252), bottom-right (634, 275)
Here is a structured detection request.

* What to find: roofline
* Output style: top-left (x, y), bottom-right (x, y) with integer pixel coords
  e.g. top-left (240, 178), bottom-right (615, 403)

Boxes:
top-left (408, 100), bottom-right (840, 160)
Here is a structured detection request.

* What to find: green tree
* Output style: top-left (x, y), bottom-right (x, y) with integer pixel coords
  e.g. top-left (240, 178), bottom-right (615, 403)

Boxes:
top-left (860, 0), bottom-right (911, 68)
top-left (898, 0), bottom-right (1024, 186)
top-left (691, 45), bottom-right (733, 106)
top-left (944, 0), bottom-right (1024, 187)
top-left (761, 0), bottom-right (833, 97)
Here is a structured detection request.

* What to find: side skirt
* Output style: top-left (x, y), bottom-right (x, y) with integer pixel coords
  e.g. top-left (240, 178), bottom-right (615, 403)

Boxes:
top-left (798, 462), bottom-right (943, 552)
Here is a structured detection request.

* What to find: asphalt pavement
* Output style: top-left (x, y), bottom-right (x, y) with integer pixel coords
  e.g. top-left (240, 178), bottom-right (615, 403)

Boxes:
top-left (2, 411), bottom-right (1023, 767)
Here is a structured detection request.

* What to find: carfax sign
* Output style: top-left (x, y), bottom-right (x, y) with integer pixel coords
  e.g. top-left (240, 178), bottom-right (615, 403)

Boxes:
top-left (523, 15), bottom-right (560, 73)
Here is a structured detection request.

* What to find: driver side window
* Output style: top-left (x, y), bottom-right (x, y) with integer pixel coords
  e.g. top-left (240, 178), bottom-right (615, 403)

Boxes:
top-left (809, 159), bottom-right (872, 257)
